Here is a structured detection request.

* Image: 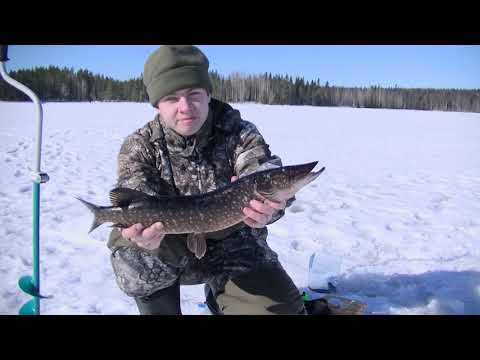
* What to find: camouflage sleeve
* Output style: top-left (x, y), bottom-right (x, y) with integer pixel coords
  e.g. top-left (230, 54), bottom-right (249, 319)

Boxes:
top-left (108, 132), bottom-right (166, 251)
top-left (232, 120), bottom-right (295, 224)
top-left (116, 134), bottom-right (164, 196)
top-left (232, 120), bottom-right (281, 177)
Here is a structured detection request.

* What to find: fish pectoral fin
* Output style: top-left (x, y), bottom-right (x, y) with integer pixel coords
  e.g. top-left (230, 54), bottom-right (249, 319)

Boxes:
top-left (186, 235), bottom-right (196, 253)
top-left (187, 233), bottom-right (207, 260)
top-left (195, 236), bottom-right (207, 259)
top-left (109, 187), bottom-right (156, 207)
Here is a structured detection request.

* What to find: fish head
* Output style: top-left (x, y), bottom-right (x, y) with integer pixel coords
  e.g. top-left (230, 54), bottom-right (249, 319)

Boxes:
top-left (255, 161), bottom-right (325, 202)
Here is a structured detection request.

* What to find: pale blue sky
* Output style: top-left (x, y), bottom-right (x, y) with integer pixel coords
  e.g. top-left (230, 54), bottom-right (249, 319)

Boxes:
top-left (5, 45), bottom-right (480, 89)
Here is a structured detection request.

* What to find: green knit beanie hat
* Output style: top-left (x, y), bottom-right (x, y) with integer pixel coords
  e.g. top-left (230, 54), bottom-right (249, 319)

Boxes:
top-left (143, 45), bottom-right (213, 107)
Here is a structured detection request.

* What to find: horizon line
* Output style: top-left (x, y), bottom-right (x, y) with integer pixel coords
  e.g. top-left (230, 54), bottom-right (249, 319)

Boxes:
top-left (6, 65), bottom-right (480, 92)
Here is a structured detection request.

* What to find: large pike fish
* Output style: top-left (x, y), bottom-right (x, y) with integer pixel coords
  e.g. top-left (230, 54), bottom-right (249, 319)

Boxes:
top-left (77, 161), bottom-right (325, 258)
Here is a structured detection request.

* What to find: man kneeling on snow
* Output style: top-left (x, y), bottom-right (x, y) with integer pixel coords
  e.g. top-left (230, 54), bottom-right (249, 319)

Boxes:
top-left (107, 45), bottom-right (305, 315)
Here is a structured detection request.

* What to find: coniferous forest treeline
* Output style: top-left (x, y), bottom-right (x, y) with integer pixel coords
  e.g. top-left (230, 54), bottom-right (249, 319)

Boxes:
top-left (1, 66), bottom-right (479, 113)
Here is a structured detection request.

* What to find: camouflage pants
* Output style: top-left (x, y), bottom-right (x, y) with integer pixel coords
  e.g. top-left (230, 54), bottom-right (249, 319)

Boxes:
top-left (109, 227), bottom-right (305, 315)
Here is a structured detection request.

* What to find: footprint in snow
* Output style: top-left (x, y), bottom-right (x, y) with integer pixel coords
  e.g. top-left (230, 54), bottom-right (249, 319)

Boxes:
top-left (290, 240), bottom-right (300, 251)
top-left (339, 202), bottom-right (350, 209)
top-left (429, 192), bottom-right (449, 212)
top-left (52, 215), bottom-right (63, 223)
top-left (21, 257), bottom-right (32, 267)
top-left (19, 186), bottom-right (31, 193)
top-left (6, 149), bottom-right (19, 157)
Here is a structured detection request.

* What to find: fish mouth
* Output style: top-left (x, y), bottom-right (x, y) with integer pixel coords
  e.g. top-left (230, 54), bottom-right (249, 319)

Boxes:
top-left (294, 161), bottom-right (319, 174)
top-left (289, 161), bottom-right (325, 187)
top-left (258, 161), bottom-right (325, 202)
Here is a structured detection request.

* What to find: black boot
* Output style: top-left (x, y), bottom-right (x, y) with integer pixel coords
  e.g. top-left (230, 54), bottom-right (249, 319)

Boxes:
top-left (134, 281), bottom-right (181, 315)
top-left (204, 284), bottom-right (223, 315)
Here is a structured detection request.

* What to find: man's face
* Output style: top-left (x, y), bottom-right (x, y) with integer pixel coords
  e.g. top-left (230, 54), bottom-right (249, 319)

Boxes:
top-left (156, 88), bottom-right (211, 137)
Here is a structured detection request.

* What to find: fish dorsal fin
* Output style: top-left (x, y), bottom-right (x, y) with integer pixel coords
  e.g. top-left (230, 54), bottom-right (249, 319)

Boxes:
top-left (109, 188), bottom-right (154, 207)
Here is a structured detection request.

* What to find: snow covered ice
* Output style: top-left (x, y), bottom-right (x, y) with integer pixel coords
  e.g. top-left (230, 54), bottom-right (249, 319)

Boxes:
top-left (1, 101), bottom-right (479, 315)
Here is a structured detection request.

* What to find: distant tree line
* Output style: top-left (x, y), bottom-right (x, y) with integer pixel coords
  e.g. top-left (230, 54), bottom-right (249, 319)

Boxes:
top-left (1, 66), bottom-right (479, 113)
top-left (210, 71), bottom-right (480, 113)
top-left (0, 66), bottom-right (146, 102)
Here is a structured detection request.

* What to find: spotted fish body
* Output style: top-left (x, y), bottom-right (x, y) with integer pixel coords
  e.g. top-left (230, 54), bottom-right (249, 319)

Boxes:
top-left (78, 161), bottom-right (325, 258)
top-left (81, 182), bottom-right (262, 234)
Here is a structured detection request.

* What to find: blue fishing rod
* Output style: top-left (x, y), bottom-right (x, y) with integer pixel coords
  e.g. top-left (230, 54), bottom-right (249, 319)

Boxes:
top-left (0, 45), bottom-right (51, 315)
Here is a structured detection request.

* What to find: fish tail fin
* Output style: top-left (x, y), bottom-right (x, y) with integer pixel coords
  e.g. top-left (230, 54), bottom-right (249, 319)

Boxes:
top-left (76, 197), bottom-right (104, 233)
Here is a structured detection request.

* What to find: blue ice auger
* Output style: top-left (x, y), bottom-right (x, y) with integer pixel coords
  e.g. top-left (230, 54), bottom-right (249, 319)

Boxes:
top-left (0, 45), bottom-right (52, 315)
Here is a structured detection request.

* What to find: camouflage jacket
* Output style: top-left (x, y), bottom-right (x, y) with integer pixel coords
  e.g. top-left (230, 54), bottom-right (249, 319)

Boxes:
top-left (107, 98), bottom-right (294, 296)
